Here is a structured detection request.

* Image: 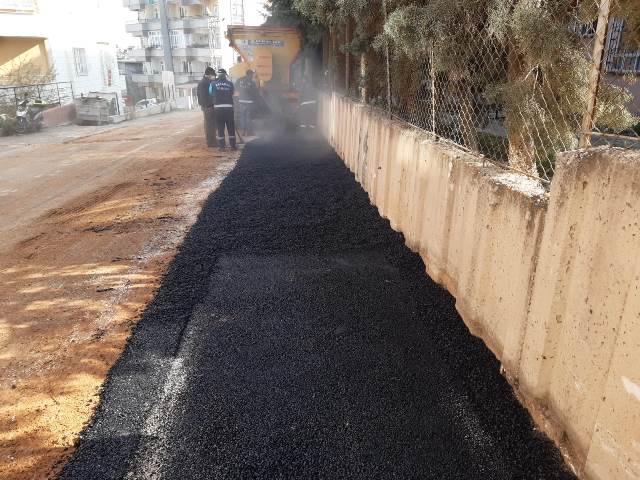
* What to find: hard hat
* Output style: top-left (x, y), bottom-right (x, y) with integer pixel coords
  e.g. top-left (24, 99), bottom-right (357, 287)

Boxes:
top-left (217, 68), bottom-right (227, 75)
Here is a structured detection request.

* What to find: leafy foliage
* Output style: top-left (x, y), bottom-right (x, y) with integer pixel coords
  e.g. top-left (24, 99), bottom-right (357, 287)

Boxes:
top-left (0, 56), bottom-right (56, 87)
top-left (269, 0), bottom-right (639, 174)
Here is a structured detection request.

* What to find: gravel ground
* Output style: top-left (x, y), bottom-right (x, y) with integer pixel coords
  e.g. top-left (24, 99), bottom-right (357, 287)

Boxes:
top-left (60, 133), bottom-right (575, 479)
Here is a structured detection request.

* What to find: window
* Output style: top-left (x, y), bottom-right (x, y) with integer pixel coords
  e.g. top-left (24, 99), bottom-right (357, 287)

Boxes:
top-left (231, 0), bottom-right (244, 24)
top-left (73, 48), bottom-right (88, 76)
top-left (179, 6), bottom-right (187, 18)
top-left (169, 30), bottom-right (184, 49)
top-left (182, 61), bottom-right (193, 74)
top-left (208, 22), bottom-right (221, 49)
top-left (148, 31), bottom-right (162, 48)
top-left (100, 51), bottom-right (115, 87)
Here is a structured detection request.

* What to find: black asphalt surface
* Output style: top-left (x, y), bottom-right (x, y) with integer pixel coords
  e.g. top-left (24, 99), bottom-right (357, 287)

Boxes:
top-left (61, 134), bottom-right (575, 479)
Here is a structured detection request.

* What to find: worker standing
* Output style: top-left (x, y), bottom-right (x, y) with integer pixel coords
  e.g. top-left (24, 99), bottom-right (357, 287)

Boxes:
top-left (197, 67), bottom-right (216, 148)
top-left (209, 68), bottom-right (236, 150)
top-left (299, 76), bottom-right (318, 130)
top-left (235, 69), bottom-right (259, 136)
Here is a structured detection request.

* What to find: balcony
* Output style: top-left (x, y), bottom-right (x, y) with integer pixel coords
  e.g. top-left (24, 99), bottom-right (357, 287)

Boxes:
top-left (175, 73), bottom-right (202, 85)
top-left (607, 51), bottom-right (640, 75)
top-left (169, 16), bottom-right (215, 31)
top-left (126, 19), bottom-right (162, 36)
top-left (122, 0), bottom-right (152, 10)
top-left (129, 47), bottom-right (165, 61)
top-left (172, 46), bottom-right (211, 59)
top-left (132, 73), bottom-right (162, 85)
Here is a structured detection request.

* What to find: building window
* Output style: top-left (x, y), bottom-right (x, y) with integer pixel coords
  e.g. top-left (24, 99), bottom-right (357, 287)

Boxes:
top-left (170, 30), bottom-right (185, 49)
top-left (100, 51), bottom-right (115, 87)
top-left (148, 31), bottom-right (162, 48)
top-left (182, 61), bottom-right (193, 74)
top-left (231, 0), bottom-right (244, 25)
top-left (179, 6), bottom-right (187, 18)
top-left (73, 48), bottom-right (88, 76)
top-left (208, 21), bottom-right (221, 50)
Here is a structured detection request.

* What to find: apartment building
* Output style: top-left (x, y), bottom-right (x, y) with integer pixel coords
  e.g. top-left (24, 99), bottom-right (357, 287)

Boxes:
top-left (0, 0), bottom-right (125, 106)
top-left (124, 0), bottom-right (253, 99)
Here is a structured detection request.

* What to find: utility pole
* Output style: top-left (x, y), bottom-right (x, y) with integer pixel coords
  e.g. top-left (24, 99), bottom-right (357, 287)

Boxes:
top-left (158, 0), bottom-right (174, 73)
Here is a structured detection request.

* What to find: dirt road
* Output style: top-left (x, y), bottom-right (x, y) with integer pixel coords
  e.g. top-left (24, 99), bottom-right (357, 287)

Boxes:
top-left (0, 111), bottom-right (238, 479)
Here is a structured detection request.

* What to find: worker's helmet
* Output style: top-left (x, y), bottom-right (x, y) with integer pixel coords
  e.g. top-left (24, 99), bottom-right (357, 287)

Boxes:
top-left (217, 68), bottom-right (228, 76)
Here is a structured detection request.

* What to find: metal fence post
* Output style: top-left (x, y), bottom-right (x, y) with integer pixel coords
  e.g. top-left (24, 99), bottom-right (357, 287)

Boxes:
top-left (382, 0), bottom-right (391, 115)
top-left (579, 0), bottom-right (611, 148)
top-left (430, 45), bottom-right (436, 135)
top-left (345, 20), bottom-right (351, 96)
top-left (360, 53), bottom-right (368, 103)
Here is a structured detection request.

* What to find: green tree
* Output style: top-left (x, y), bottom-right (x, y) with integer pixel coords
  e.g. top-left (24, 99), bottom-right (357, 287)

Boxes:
top-left (277, 0), bottom-right (639, 177)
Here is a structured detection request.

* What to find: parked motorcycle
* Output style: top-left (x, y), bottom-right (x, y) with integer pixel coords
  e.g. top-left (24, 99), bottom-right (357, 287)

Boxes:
top-left (15, 99), bottom-right (45, 134)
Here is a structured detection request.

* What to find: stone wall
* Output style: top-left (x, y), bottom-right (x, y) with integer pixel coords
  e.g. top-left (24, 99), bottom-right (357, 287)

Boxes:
top-left (320, 93), bottom-right (640, 479)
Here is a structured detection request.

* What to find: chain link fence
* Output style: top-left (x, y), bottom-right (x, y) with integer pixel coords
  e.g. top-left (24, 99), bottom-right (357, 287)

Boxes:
top-left (324, 0), bottom-right (639, 185)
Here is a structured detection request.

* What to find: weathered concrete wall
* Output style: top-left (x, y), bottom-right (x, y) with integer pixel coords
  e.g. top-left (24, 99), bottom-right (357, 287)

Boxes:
top-left (320, 93), bottom-right (640, 479)
top-left (43, 103), bottom-right (76, 127)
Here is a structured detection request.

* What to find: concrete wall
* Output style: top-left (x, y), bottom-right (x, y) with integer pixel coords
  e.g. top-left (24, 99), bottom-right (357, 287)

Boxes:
top-left (0, 37), bottom-right (49, 77)
top-left (42, 103), bottom-right (75, 127)
top-left (320, 93), bottom-right (640, 479)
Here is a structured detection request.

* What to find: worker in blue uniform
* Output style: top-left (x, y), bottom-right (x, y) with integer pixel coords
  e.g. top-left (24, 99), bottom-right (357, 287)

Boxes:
top-left (299, 75), bottom-right (318, 130)
top-left (235, 69), bottom-right (259, 136)
top-left (209, 68), bottom-right (236, 150)
top-left (197, 67), bottom-right (216, 147)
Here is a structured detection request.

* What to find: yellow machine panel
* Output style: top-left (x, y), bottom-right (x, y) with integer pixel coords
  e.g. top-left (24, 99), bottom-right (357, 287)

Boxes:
top-left (227, 26), bottom-right (301, 89)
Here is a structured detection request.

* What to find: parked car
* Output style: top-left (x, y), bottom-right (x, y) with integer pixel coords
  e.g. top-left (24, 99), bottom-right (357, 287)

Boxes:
top-left (135, 98), bottom-right (158, 110)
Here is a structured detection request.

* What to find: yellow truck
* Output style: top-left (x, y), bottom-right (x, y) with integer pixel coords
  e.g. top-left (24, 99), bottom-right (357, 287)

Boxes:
top-left (226, 26), bottom-right (303, 121)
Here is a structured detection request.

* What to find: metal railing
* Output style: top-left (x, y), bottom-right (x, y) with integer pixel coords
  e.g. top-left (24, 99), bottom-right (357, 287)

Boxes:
top-left (607, 51), bottom-right (640, 74)
top-left (0, 82), bottom-right (74, 108)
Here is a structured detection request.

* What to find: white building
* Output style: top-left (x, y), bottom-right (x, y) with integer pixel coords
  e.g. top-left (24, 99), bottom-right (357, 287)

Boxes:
top-left (122, 0), bottom-right (266, 102)
top-left (0, 0), bottom-right (126, 109)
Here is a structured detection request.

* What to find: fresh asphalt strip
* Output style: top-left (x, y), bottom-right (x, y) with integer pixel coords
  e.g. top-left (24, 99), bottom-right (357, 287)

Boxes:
top-left (60, 134), bottom-right (576, 479)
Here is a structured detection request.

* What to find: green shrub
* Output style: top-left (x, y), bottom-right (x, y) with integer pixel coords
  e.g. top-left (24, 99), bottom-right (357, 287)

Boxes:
top-left (0, 115), bottom-right (16, 136)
